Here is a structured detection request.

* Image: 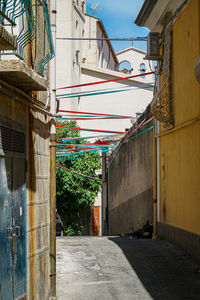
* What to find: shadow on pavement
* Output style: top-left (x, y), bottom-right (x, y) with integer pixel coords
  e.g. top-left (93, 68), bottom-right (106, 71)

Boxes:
top-left (108, 237), bottom-right (200, 300)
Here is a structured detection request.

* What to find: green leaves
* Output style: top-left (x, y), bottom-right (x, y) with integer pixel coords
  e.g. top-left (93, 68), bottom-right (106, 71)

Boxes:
top-left (56, 121), bottom-right (101, 228)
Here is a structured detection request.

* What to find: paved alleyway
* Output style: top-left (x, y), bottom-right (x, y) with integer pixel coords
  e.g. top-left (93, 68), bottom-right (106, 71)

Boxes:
top-left (56, 237), bottom-right (200, 300)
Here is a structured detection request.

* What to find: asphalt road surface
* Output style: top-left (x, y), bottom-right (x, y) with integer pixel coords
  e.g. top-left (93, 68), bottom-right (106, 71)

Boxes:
top-left (56, 236), bottom-right (200, 300)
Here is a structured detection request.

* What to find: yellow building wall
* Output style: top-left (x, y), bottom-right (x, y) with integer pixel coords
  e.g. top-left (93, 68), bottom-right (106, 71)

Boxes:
top-left (159, 0), bottom-right (200, 235)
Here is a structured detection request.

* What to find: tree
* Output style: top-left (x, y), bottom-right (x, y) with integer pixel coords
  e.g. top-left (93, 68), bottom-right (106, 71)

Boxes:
top-left (56, 121), bottom-right (101, 235)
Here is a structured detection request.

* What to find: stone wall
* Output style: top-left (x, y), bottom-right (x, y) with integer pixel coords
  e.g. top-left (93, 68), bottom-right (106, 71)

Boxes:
top-left (107, 106), bottom-right (153, 235)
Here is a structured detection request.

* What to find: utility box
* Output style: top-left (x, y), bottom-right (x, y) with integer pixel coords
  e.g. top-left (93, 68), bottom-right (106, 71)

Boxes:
top-left (145, 32), bottom-right (162, 60)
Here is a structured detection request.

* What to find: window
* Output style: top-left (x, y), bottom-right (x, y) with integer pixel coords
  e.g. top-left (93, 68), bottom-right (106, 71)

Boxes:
top-left (76, 0), bottom-right (79, 6)
top-left (107, 50), bottom-right (111, 68)
top-left (98, 47), bottom-right (101, 67)
top-left (75, 50), bottom-right (80, 65)
top-left (100, 34), bottom-right (104, 68)
top-left (140, 63), bottom-right (146, 78)
top-left (101, 53), bottom-right (104, 68)
top-left (118, 61), bottom-right (132, 74)
top-left (81, 1), bottom-right (84, 13)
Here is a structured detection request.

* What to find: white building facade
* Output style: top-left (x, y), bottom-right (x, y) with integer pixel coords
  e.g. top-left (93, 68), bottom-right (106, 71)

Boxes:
top-left (117, 46), bottom-right (154, 83)
top-left (82, 14), bottom-right (118, 70)
top-left (56, 0), bottom-right (86, 110)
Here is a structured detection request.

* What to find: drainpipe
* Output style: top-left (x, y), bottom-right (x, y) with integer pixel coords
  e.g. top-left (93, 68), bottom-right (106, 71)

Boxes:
top-left (156, 121), bottom-right (160, 223)
top-left (153, 117), bottom-right (157, 239)
top-left (101, 152), bottom-right (107, 235)
top-left (49, 0), bottom-right (56, 297)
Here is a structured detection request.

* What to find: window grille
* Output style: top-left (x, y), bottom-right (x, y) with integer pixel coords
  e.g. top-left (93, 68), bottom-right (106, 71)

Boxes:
top-left (151, 25), bottom-right (174, 129)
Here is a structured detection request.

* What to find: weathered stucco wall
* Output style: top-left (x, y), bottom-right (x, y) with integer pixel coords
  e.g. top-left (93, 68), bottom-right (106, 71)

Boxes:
top-left (107, 108), bottom-right (153, 235)
top-left (158, 0), bottom-right (200, 235)
top-left (156, 0), bottom-right (200, 263)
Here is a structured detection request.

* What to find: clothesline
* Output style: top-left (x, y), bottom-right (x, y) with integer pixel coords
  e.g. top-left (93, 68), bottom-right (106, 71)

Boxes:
top-left (56, 71), bottom-right (154, 90)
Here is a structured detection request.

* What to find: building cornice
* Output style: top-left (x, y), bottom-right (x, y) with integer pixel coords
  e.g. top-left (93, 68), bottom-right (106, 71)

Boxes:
top-left (116, 46), bottom-right (146, 56)
top-left (135, 0), bottom-right (190, 33)
top-left (85, 13), bottom-right (100, 21)
top-left (135, 0), bottom-right (158, 26)
top-left (81, 63), bottom-right (154, 90)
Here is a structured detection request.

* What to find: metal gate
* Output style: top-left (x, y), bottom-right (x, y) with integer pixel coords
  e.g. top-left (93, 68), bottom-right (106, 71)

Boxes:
top-left (0, 123), bottom-right (27, 300)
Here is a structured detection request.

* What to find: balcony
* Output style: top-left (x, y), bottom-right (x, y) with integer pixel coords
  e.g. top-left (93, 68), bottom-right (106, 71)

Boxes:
top-left (0, 0), bottom-right (54, 75)
top-left (0, 0), bottom-right (54, 91)
top-left (0, 59), bottom-right (47, 91)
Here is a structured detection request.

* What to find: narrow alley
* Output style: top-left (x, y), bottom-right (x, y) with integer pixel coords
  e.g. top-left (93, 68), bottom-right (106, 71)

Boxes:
top-left (56, 237), bottom-right (200, 300)
top-left (0, 0), bottom-right (200, 299)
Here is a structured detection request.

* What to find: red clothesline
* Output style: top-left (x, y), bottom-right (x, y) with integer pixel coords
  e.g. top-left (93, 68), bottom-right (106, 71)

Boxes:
top-left (56, 163), bottom-right (101, 181)
top-left (57, 147), bottom-right (104, 153)
top-left (58, 110), bottom-right (132, 118)
top-left (108, 120), bottom-right (145, 161)
top-left (56, 141), bottom-right (112, 146)
top-left (56, 71), bottom-right (154, 90)
top-left (56, 125), bottom-right (125, 134)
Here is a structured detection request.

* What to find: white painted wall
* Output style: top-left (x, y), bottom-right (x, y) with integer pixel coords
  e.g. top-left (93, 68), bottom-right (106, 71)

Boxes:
top-left (117, 46), bottom-right (154, 83)
top-left (78, 64), bottom-right (153, 139)
top-left (56, 0), bottom-right (86, 111)
top-left (82, 15), bottom-right (117, 70)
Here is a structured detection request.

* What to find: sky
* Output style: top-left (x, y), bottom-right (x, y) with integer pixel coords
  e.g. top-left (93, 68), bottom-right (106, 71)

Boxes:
top-left (86, 0), bottom-right (149, 52)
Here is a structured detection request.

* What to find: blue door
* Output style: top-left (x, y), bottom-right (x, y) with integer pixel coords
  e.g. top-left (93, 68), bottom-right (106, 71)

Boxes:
top-left (0, 124), bottom-right (27, 300)
top-left (12, 157), bottom-right (27, 299)
top-left (0, 157), bottom-right (13, 300)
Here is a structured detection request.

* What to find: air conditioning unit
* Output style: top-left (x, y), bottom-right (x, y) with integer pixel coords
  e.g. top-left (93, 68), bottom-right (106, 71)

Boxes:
top-left (194, 55), bottom-right (200, 84)
top-left (144, 32), bottom-right (162, 61)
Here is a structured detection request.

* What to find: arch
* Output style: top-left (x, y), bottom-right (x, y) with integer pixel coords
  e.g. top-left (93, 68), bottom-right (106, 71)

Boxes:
top-left (118, 60), bottom-right (132, 74)
top-left (140, 63), bottom-right (146, 78)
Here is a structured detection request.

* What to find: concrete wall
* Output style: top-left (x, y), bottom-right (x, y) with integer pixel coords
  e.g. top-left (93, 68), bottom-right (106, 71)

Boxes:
top-left (107, 107), bottom-right (153, 235)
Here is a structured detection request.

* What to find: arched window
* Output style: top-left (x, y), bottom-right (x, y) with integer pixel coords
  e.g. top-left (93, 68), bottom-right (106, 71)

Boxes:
top-left (140, 63), bottom-right (146, 78)
top-left (118, 61), bottom-right (132, 74)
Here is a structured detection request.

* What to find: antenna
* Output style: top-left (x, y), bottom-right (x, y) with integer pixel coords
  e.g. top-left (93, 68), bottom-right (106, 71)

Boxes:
top-left (90, 2), bottom-right (102, 14)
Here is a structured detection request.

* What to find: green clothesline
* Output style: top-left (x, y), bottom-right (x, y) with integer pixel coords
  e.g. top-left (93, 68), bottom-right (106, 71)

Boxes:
top-left (108, 124), bottom-right (155, 165)
top-left (57, 85), bottom-right (153, 99)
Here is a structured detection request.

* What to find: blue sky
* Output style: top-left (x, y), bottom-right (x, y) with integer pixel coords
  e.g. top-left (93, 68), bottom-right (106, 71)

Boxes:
top-left (86, 0), bottom-right (149, 52)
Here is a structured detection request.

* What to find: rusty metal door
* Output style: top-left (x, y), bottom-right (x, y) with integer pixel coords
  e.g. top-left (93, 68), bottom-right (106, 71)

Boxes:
top-left (12, 156), bottom-right (27, 299)
top-left (0, 124), bottom-right (27, 300)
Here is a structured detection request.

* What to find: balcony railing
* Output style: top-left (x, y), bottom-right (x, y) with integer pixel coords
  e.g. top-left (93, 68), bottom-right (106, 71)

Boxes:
top-left (0, 0), bottom-right (54, 75)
